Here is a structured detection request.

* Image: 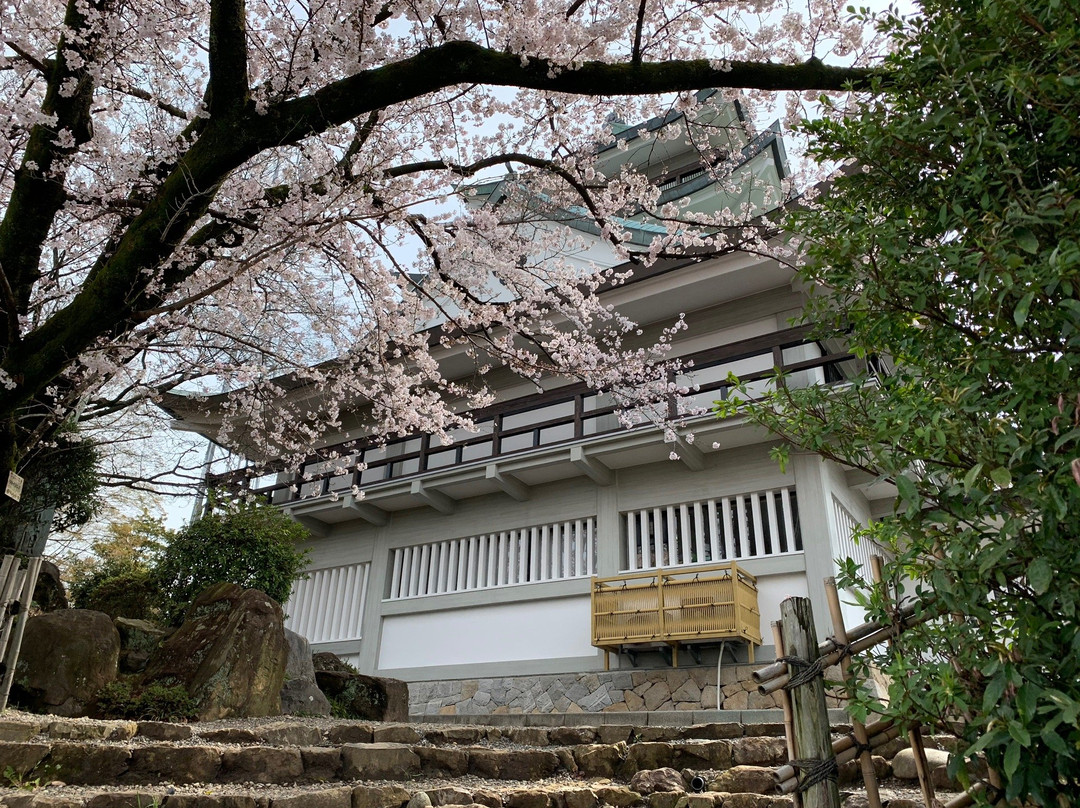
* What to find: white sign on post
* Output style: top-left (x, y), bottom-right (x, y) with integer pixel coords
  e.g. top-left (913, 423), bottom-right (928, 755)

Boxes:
top-left (5, 471), bottom-right (23, 502)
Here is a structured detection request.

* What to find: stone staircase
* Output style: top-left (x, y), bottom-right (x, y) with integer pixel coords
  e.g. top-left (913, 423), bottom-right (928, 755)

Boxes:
top-left (0, 712), bottom-right (930, 808)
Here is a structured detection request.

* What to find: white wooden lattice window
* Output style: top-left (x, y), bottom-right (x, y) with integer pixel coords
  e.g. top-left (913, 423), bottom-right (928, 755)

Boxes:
top-left (622, 487), bottom-right (801, 572)
top-left (284, 562), bottom-right (370, 643)
top-left (387, 518), bottom-right (597, 599)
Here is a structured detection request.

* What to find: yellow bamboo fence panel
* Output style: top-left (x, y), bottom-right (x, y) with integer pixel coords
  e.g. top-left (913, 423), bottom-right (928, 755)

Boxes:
top-left (591, 561), bottom-right (762, 667)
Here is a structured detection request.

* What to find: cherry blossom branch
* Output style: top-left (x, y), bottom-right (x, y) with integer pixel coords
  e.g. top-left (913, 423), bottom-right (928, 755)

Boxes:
top-left (260, 41), bottom-right (879, 147)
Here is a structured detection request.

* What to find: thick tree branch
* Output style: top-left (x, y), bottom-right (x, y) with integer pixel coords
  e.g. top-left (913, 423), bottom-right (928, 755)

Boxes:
top-left (0, 39), bottom-right (880, 431)
top-left (208, 0), bottom-right (251, 116)
top-left (0, 0), bottom-right (106, 338)
top-left (260, 42), bottom-right (880, 147)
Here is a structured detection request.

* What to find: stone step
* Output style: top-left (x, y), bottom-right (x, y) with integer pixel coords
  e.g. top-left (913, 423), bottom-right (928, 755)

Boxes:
top-left (0, 778), bottom-right (813, 808)
top-left (1, 716), bottom-right (823, 749)
top-left (0, 734), bottom-right (796, 787)
top-left (408, 710), bottom-right (851, 730)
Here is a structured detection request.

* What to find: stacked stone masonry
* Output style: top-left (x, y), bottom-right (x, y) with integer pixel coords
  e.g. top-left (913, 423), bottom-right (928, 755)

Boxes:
top-left (0, 712), bottom-right (969, 808)
top-left (408, 666), bottom-right (845, 717)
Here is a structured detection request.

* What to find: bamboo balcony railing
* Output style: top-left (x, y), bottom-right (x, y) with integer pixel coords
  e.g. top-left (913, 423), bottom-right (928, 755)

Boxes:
top-left (591, 561), bottom-right (762, 668)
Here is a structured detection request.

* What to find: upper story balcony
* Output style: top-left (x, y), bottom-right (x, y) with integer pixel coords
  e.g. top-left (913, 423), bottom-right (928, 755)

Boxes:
top-left (207, 324), bottom-right (877, 532)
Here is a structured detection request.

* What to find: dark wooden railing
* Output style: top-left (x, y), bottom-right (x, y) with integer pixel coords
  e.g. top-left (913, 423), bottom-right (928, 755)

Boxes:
top-left (210, 326), bottom-right (867, 505)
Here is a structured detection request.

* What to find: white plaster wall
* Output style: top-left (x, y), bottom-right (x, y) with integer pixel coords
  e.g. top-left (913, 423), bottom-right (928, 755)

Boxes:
top-left (756, 572), bottom-right (810, 630)
top-left (378, 595), bottom-right (594, 670)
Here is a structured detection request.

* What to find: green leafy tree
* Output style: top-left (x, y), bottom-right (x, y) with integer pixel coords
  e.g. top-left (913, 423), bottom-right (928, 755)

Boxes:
top-left (719, 0), bottom-right (1080, 802)
top-left (154, 501), bottom-right (310, 625)
top-left (67, 512), bottom-right (171, 619)
top-left (0, 425), bottom-right (102, 555)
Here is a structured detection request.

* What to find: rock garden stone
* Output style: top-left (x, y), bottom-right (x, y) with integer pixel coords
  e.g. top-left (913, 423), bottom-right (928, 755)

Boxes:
top-left (672, 741), bottom-right (732, 771)
top-left (374, 724), bottom-right (423, 744)
top-left (137, 721), bottom-right (193, 741)
top-left (0, 718), bottom-right (43, 742)
top-left (593, 786), bottom-right (642, 807)
top-left (648, 793), bottom-right (682, 808)
top-left (573, 744), bottom-right (627, 778)
top-left (426, 786), bottom-right (475, 806)
top-left (280, 629), bottom-right (332, 716)
top-left (124, 744), bottom-right (222, 783)
top-left (39, 742), bottom-right (131, 785)
top-left (164, 796), bottom-right (258, 808)
top-left (142, 582), bottom-right (289, 721)
top-left (220, 746), bottom-right (304, 783)
top-left (625, 742), bottom-right (673, 774)
top-left (708, 766), bottom-right (776, 795)
top-left (679, 724), bottom-right (742, 741)
top-left (47, 718), bottom-right (136, 741)
top-left (418, 746), bottom-right (470, 776)
top-left (732, 737), bottom-right (787, 767)
top-left (550, 727), bottom-right (597, 745)
top-left (504, 791), bottom-right (550, 808)
top-left (408, 791), bottom-right (434, 808)
top-left (33, 560), bottom-right (69, 611)
top-left (468, 749), bottom-right (560, 780)
top-left (630, 767), bottom-right (685, 795)
top-left (891, 747), bottom-right (950, 781)
top-left (11, 609), bottom-right (120, 717)
top-left (326, 723), bottom-right (374, 744)
top-left (562, 789), bottom-right (599, 808)
top-left (301, 746), bottom-right (343, 780)
top-left (0, 740), bottom-right (50, 778)
top-left (256, 721), bottom-right (323, 746)
top-left (315, 669), bottom-right (409, 722)
top-left (114, 617), bottom-right (168, 674)
top-left (341, 743), bottom-right (421, 779)
top-left (271, 787), bottom-right (353, 808)
top-left (426, 727), bottom-right (484, 745)
top-left (201, 727), bottom-right (261, 744)
top-left (351, 785), bottom-right (412, 808)
top-left (84, 791), bottom-right (164, 808)
top-left (471, 789), bottom-right (503, 808)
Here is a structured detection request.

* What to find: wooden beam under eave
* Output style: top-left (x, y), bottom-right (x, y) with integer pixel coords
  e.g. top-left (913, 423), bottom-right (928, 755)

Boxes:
top-left (410, 480), bottom-right (457, 514)
top-left (343, 494), bottom-right (389, 526)
top-left (287, 511), bottom-right (330, 538)
top-left (570, 445), bottom-right (614, 486)
top-left (666, 434), bottom-right (706, 472)
top-left (485, 464), bottom-right (530, 501)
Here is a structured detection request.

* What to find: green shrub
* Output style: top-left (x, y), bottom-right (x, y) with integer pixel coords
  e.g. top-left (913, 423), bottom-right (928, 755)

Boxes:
top-left (71, 568), bottom-right (158, 620)
top-left (154, 501), bottom-right (309, 624)
top-left (95, 680), bottom-right (196, 722)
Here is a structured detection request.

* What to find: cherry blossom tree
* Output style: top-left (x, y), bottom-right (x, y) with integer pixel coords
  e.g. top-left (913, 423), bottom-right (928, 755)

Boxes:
top-left (0, 0), bottom-right (876, 545)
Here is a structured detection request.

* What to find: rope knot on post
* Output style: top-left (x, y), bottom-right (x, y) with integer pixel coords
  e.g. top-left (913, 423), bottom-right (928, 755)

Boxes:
top-left (791, 758), bottom-right (839, 793)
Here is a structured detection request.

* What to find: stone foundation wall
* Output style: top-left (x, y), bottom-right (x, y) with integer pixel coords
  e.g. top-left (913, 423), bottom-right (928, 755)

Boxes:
top-left (408, 664), bottom-right (796, 716)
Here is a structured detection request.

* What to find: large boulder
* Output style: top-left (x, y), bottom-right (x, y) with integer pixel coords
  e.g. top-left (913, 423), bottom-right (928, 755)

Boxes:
top-left (115, 617), bottom-right (169, 674)
top-left (11, 609), bottom-right (119, 716)
top-left (313, 652), bottom-right (408, 721)
top-left (33, 560), bottom-right (68, 611)
top-left (142, 582), bottom-right (288, 720)
top-left (279, 629), bottom-right (331, 716)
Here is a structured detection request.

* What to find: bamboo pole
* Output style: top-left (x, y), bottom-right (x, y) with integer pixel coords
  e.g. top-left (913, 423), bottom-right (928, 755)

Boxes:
top-left (824, 576), bottom-right (883, 808)
top-left (943, 781), bottom-right (985, 808)
top-left (758, 617), bottom-right (934, 695)
top-left (776, 725), bottom-right (902, 794)
top-left (773, 620), bottom-right (797, 762)
top-left (869, 555), bottom-right (936, 808)
top-left (0, 556), bottom-right (43, 711)
top-left (780, 597), bottom-right (840, 808)
top-left (753, 598), bottom-right (931, 686)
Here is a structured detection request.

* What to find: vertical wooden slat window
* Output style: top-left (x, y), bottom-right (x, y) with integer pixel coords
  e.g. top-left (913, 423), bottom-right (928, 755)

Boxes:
top-left (621, 487), bottom-right (802, 572)
top-left (385, 517), bottom-right (598, 599)
top-left (285, 561), bottom-right (370, 644)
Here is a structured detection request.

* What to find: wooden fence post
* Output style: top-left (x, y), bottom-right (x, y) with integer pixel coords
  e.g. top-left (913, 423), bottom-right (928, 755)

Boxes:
top-left (780, 597), bottom-right (841, 808)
